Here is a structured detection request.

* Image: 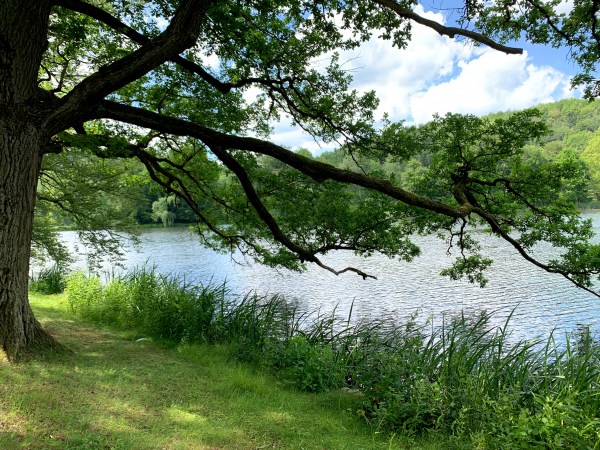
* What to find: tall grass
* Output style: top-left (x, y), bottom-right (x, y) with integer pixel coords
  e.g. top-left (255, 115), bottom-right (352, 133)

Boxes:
top-left (29, 264), bottom-right (68, 294)
top-left (66, 268), bottom-right (600, 448)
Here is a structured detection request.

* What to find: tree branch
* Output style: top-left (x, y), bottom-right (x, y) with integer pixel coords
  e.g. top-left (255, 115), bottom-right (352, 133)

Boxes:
top-left (209, 144), bottom-right (377, 279)
top-left (522, 0), bottom-right (578, 45)
top-left (95, 100), bottom-right (474, 219)
top-left (372, 0), bottom-right (523, 54)
top-left (473, 206), bottom-right (600, 298)
top-left (466, 175), bottom-right (550, 217)
top-left (53, 0), bottom-right (235, 94)
top-left (53, 0), bottom-right (314, 97)
top-left (44, 0), bottom-right (213, 133)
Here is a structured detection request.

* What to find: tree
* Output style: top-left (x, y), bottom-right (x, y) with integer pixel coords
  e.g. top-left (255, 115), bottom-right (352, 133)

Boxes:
top-left (554, 147), bottom-right (591, 204)
top-left (468, 0), bottom-right (600, 98)
top-left (583, 133), bottom-right (600, 200)
top-left (2, 0), bottom-right (600, 361)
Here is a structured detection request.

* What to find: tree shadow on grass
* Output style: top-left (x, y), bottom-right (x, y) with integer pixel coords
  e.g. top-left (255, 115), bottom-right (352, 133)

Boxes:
top-left (0, 311), bottom-right (394, 450)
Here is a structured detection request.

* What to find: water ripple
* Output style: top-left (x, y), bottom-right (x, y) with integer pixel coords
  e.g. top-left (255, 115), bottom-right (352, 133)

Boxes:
top-left (55, 213), bottom-right (600, 344)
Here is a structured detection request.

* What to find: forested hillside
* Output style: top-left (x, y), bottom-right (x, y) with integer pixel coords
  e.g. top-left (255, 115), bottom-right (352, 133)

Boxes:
top-left (536, 99), bottom-right (600, 202)
top-left (317, 98), bottom-right (600, 205)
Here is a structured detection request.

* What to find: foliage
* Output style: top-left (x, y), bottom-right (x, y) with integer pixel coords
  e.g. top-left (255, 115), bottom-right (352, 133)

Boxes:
top-left (30, 214), bottom-right (72, 267)
top-left (583, 133), bottom-right (600, 201)
top-left (67, 270), bottom-right (600, 446)
top-left (29, 265), bottom-right (69, 295)
top-left (150, 194), bottom-right (196, 226)
top-left (318, 98), bottom-right (600, 205)
top-left (34, 148), bottom-right (148, 268)
top-left (21, 0), bottom-right (600, 296)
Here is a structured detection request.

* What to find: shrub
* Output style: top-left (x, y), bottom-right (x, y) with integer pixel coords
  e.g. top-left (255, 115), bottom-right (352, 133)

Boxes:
top-left (271, 334), bottom-right (343, 392)
top-left (29, 264), bottom-right (69, 294)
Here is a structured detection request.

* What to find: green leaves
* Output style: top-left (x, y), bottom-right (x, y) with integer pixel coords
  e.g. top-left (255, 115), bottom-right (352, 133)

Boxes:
top-left (34, 0), bottom-right (600, 294)
top-left (36, 145), bottom-right (145, 268)
top-left (471, 0), bottom-right (600, 98)
top-left (440, 255), bottom-right (493, 288)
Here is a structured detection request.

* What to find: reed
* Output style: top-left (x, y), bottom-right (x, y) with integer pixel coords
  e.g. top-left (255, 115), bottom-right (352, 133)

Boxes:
top-left (66, 268), bottom-right (600, 448)
top-left (29, 264), bottom-right (69, 294)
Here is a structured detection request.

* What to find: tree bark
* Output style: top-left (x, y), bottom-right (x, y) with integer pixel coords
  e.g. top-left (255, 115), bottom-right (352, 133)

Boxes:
top-left (0, 0), bottom-right (66, 361)
top-left (0, 116), bottom-right (66, 361)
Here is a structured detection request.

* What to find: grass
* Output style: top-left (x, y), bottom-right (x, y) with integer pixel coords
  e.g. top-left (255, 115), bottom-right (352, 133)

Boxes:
top-left (29, 264), bottom-right (68, 295)
top-left (0, 293), bottom-right (441, 450)
top-left (61, 269), bottom-right (600, 448)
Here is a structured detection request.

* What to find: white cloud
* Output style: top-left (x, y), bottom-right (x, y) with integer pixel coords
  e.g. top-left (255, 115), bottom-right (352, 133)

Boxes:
top-left (334, 5), bottom-right (474, 122)
top-left (556, 0), bottom-right (574, 14)
top-left (268, 3), bottom-right (576, 152)
top-left (408, 50), bottom-right (571, 123)
top-left (340, 4), bottom-right (572, 124)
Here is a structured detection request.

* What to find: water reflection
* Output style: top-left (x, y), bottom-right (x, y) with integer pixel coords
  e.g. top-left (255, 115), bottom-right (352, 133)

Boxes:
top-left (57, 213), bottom-right (600, 343)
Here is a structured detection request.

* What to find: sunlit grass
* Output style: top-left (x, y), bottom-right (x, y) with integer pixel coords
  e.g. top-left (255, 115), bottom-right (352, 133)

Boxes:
top-left (62, 269), bottom-right (600, 448)
top-left (0, 293), bottom-right (446, 449)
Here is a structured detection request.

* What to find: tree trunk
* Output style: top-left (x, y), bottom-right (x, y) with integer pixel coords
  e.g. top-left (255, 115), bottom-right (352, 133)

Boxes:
top-left (0, 0), bottom-right (66, 361)
top-left (0, 119), bottom-right (66, 361)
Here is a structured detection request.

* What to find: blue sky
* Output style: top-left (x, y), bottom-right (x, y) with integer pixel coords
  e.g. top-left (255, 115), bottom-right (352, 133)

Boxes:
top-left (266, 2), bottom-right (581, 154)
top-left (430, 0), bottom-right (579, 74)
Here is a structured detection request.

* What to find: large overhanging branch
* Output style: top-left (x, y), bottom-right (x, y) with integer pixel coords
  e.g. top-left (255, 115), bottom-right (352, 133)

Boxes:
top-left (44, 0), bottom-right (214, 133)
top-left (209, 144), bottom-right (377, 279)
top-left (54, 0), bottom-right (522, 100)
top-left (51, 0), bottom-right (365, 145)
top-left (60, 129), bottom-right (380, 277)
top-left (96, 101), bottom-right (474, 218)
top-left (90, 100), bottom-right (600, 296)
top-left (371, 0), bottom-right (523, 54)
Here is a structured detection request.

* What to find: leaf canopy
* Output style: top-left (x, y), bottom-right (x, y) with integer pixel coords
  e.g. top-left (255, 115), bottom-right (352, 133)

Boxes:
top-left (28, 0), bottom-right (600, 295)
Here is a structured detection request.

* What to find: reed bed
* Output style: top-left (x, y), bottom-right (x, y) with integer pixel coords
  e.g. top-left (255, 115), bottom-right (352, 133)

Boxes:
top-left (29, 264), bottom-right (68, 294)
top-left (66, 267), bottom-right (600, 448)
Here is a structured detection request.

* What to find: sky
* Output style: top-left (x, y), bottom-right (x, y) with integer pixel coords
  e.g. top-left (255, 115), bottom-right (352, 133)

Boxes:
top-left (268, 3), bottom-right (580, 155)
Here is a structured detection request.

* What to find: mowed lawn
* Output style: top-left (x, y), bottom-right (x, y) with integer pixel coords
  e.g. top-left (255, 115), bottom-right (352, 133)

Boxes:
top-left (0, 294), bottom-right (438, 449)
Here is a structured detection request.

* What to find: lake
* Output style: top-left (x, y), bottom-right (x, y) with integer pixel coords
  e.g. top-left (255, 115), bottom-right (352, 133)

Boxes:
top-left (58, 212), bottom-right (600, 343)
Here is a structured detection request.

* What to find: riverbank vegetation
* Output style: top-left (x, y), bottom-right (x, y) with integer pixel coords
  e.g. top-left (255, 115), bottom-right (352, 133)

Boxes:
top-left (1, 293), bottom-right (409, 449)
top-left (62, 269), bottom-right (600, 448)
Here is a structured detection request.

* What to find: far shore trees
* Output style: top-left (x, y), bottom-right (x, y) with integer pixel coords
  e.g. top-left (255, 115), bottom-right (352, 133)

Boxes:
top-left (1, 0), bottom-right (600, 361)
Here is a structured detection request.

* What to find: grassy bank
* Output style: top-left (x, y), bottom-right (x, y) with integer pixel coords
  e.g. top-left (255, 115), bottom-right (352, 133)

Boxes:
top-left (62, 269), bottom-right (600, 449)
top-left (5, 268), bottom-right (600, 449)
top-left (0, 294), bottom-right (418, 449)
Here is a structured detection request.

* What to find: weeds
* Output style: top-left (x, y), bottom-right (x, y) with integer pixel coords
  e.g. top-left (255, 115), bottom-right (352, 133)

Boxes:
top-left (66, 268), bottom-right (600, 448)
top-left (29, 264), bottom-right (68, 294)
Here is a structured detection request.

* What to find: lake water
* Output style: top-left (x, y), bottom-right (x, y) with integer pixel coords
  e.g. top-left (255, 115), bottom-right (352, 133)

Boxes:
top-left (58, 212), bottom-right (600, 343)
